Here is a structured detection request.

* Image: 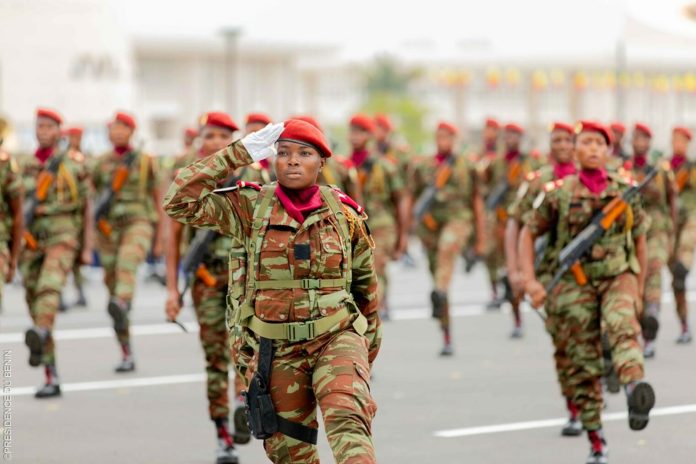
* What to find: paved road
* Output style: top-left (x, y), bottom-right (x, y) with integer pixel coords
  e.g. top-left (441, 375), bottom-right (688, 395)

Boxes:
top-left (2, 249), bottom-right (696, 463)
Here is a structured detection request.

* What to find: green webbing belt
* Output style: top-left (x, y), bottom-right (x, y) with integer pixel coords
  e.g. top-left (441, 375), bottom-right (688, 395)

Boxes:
top-left (254, 278), bottom-right (346, 290)
top-left (249, 307), bottom-right (351, 342)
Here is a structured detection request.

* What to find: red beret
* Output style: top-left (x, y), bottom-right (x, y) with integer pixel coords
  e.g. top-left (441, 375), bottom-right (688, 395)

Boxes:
top-left (278, 119), bottom-right (332, 158)
top-left (374, 114), bottom-right (393, 131)
top-left (246, 113), bottom-right (272, 126)
top-left (113, 111), bottom-right (136, 129)
top-left (437, 121), bottom-right (459, 135)
top-left (64, 126), bottom-right (83, 136)
top-left (633, 122), bottom-right (652, 138)
top-left (504, 123), bottom-right (524, 134)
top-left (549, 122), bottom-right (574, 134)
top-left (184, 127), bottom-right (198, 138)
top-left (349, 114), bottom-right (375, 133)
top-left (200, 112), bottom-right (238, 132)
top-left (575, 120), bottom-right (612, 145)
top-left (36, 108), bottom-right (62, 125)
top-left (673, 126), bottom-right (692, 141)
top-left (485, 118), bottom-right (500, 129)
top-left (290, 115), bottom-right (322, 132)
top-left (610, 122), bottom-right (626, 134)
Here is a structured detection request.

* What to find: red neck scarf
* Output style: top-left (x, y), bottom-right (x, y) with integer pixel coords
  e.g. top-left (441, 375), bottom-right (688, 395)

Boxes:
top-left (484, 142), bottom-right (496, 153)
top-left (505, 150), bottom-right (521, 162)
top-left (435, 151), bottom-right (452, 166)
top-left (114, 145), bottom-right (132, 157)
top-left (633, 152), bottom-right (648, 169)
top-left (35, 147), bottom-right (54, 164)
top-left (671, 153), bottom-right (687, 171)
top-left (553, 161), bottom-right (577, 180)
top-left (259, 159), bottom-right (271, 170)
top-left (351, 148), bottom-right (369, 168)
top-left (579, 168), bottom-right (608, 194)
top-left (275, 184), bottom-right (323, 224)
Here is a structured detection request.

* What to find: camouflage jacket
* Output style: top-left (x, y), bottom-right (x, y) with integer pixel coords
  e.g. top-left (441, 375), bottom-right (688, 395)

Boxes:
top-left (628, 161), bottom-right (674, 234)
top-left (527, 173), bottom-right (648, 281)
top-left (356, 153), bottom-right (404, 229)
top-left (673, 160), bottom-right (696, 221)
top-left (483, 153), bottom-right (539, 219)
top-left (318, 155), bottom-right (360, 202)
top-left (0, 152), bottom-right (22, 242)
top-left (410, 153), bottom-right (477, 224)
top-left (21, 150), bottom-right (90, 246)
top-left (92, 149), bottom-right (158, 223)
top-left (164, 141), bottom-right (381, 362)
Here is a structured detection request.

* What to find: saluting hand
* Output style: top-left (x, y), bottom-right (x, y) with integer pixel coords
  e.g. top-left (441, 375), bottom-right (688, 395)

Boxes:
top-left (241, 122), bottom-right (284, 161)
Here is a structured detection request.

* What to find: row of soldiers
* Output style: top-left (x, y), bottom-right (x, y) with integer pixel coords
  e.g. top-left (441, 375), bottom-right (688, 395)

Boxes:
top-left (2, 107), bottom-right (694, 463)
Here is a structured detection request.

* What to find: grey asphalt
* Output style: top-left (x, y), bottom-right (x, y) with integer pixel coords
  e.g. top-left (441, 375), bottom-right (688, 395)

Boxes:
top-left (2, 249), bottom-right (695, 464)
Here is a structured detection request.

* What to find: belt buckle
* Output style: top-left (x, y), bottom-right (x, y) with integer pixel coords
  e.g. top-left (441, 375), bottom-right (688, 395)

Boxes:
top-left (300, 279), bottom-right (320, 290)
top-left (286, 321), bottom-right (316, 342)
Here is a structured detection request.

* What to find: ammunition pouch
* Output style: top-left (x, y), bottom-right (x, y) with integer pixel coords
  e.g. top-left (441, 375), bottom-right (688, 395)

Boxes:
top-left (244, 338), bottom-right (318, 444)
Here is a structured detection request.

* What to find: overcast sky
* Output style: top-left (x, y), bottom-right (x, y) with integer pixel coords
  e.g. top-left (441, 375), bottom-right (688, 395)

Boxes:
top-left (116, 0), bottom-right (696, 59)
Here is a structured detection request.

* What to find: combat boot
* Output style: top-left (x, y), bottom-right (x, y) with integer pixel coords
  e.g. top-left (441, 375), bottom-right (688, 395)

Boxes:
top-left (640, 303), bottom-right (659, 343)
top-left (561, 399), bottom-right (583, 437)
top-left (108, 297), bottom-right (130, 332)
top-left (75, 284), bottom-right (87, 307)
top-left (430, 290), bottom-right (447, 319)
top-left (232, 395), bottom-right (250, 445)
top-left (626, 381), bottom-right (655, 431)
top-left (676, 330), bottom-right (692, 344)
top-left (643, 340), bottom-right (656, 359)
top-left (35, 364), bottom-right (61, 399)
top-left (25, 326), bottom-right (48, 367)
top-left (509, 325), bottom-right (523, 339)
top-left (585, 430), bottom-right (608, 464)
top-left (115, 343), bottom-right (136, 373)
top-left (215, 419), bottom-right (239, 464)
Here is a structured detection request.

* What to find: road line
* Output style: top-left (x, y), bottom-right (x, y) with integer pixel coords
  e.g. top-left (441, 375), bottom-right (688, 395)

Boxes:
top-left (0, 321), bottom-right (200, 343)
top-left (8, 373), bottom-right (205, 397)
top-left (433, 403), bottom-right (696, 438)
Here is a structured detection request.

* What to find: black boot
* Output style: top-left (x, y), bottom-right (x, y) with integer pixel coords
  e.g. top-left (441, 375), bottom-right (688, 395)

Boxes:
top-left (626, 381), bottom-right (655, 431)
top-left (108, 298), bottom-right (130, 332)
top-left (35, 364), bottom-right (61, 399)
top-left (585, 430), bottom-right (608, 464)
top-left (25, 327), bottom-right (48, 367)
top-left (232, 396), bottom-right (251, 445)
top-left (215, 419), bottom-right (239, 464)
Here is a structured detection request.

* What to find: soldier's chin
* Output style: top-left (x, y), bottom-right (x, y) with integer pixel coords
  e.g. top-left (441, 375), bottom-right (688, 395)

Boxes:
top-left (279, 176), bottom-right (310, 190)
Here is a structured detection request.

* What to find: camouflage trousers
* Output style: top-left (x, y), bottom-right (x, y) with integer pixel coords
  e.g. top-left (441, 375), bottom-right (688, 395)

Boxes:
top-left (0, 242), bottom-right (9, 304)
top-left (543, 287), bottom-right (574, 399)
top-left (418, 219), bottom-right (472, 331)
top-left (97, 219), bottom-right (153, 346)
top-left (672, 213), bottom-right (696, 321)
top-left (643, 229), bottom-right (670, 309)
top-left (252, 330), bottom-right (377, 464)
top-left (484, 213), bottom-right (504, 287)
top-left (551, 272), bottom-right (644, 430)
top-left (371, 224), bottom-right (396, 310)
top-left (20, 238), bottom-right (78, 365)
top-left (191, 263), bottom-right (245, 420)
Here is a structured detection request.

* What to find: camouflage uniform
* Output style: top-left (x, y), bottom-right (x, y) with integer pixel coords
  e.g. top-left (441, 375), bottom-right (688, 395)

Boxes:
top-left (355, 153), bottom-right (404, 311)
top-left (0, 153), bottom-right (21, 303)
top-left (318, 155), bottom-right (361, 203)
top-left (21, 150), bottom-right (90, 366)
top-left (410, 154), bottom-right (477, 341)
top-left (526, 173), bottom-right (647, 430)
top-left (92, 149), bottom-right (158, 351)
top-left (164, 141), bottom-right (381, 464)
top-left (671, 159), bottom-right (696, 332)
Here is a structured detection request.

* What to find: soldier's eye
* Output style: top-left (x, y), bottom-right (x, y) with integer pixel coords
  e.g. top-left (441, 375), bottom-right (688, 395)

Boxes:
top-left (301, 150), bottom-right (311, 157)
top-left (277, 150), bottom-right (288, 157)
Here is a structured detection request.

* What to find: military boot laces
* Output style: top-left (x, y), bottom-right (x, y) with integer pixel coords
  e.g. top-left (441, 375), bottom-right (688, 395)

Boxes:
top-left (108, 297), bottom-right (130, 332)
top-left (232, 396), bottom-right (251, 445)
top-left (25, 326), bottom-right (48, 367)
top-left (585, 431), bottom-right (608, 464)
top-left (35, 365), bottom-right (61, 399)
top-left (626, 381), bottom-right (655, 431)
top-left (215, 420), bottom-right (239, 464)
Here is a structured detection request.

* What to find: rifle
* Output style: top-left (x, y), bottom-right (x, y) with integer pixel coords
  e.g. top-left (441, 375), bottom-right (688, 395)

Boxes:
top-left (485, 162), bottom-right (523, 214)
top-left (94, 152), bottom-right (138, 237)
top-left (544, 167), bottom-right (657, 294)
top-left (412, 156), bottom-right (455, 231)
top-left (23, 154), bottom-right (65, 250)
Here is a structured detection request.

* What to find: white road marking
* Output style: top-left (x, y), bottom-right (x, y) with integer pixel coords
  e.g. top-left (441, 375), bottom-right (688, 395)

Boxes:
top-left (8, 373), bottom-right (205, 397)
top-left (433, 403), bottom-right (696, 438)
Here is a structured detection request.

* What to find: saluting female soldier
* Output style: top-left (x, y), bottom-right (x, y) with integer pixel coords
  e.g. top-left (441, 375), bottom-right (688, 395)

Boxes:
top-left (165, 120), bottom-right (381, 464)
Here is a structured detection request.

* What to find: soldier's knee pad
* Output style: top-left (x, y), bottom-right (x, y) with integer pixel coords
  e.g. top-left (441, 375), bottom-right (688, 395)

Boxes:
top-left (430, 290), bottom-right (448, 319)
top-left (671, 261), bottom-right (688, 291)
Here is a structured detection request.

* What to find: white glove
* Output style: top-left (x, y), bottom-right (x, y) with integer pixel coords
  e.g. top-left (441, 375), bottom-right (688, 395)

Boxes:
top-left (240, 122), bottom-right (284, 161)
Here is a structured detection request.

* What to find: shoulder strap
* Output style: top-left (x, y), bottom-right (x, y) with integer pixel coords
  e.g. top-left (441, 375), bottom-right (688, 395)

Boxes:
top-left (320, 186), bottom-right (352, 293)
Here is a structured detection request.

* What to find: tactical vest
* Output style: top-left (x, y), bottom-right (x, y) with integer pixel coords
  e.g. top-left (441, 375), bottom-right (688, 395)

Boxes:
top-left (232, 185), bottom-right (367, 343)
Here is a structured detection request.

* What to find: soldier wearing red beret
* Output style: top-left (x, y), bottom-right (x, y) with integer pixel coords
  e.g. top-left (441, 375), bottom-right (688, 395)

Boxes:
top-left (349, 113), bottom-right (409, 319)
top-left (609, 122), bottom-right (628, 163)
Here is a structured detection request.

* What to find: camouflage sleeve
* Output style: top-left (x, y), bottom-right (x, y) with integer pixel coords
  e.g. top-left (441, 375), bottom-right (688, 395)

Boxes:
top-left (386, 158), bottom-right (405, 195)
top-left (525, 189), bottom-right (556, 237)
top-left (348, 208), bottom-right (381, 364)
top-left (5, 159), bottom-right (22, 199)
top-left (91, 156), bottom-right (103, 192)
top-left (629, 194), bottom-right (648, 238)
top-left (163, 141), bottom-right (256, 237)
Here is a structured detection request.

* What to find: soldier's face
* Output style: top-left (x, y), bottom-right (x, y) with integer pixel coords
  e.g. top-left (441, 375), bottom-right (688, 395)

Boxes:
top-left (672, 133), bottom-right (689, 156)
top-left (632, 132), bottom-right (651, 156)
top-left (504, 130), bottom-right (521, 151)
top-left (245, 122), bottom-right (266, 136)
top-left (435, 129), bottom-right (455, 154)
top-left (109, 121), bottom-right (133, 148)
top-left (550, 130), bottom-right (573, 164)
top-left (67, 134), bottom-right (82, 150)
top-left (275, 141), bottom-right (326, 190)
top-left (483, 126), bottom-right (498, 144)
top-left (575, 132), bottom-right (608, 170)
top-left (200, 126), bottom-right (234, 157)
top-left (611, 130), bottom-right (624, 145)
top-left (349, 127), bottom-right (371, 150)
top-left (36, 117), bottom-right (61, 148)
top-left (374, 126), bottom-right (389, 143)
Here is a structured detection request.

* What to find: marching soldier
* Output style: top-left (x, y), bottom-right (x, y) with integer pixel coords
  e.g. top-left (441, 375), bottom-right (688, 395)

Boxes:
top-left (669, 126), bottom-right (695, 344)
top-left (165, 112), bottom-right (248, 464)
top-left (521, 121), bottom-right (655, 464)
top-left (0, 121), bottom-right (23, 312)
top-left (504, 122), bottom-right (583, 435)
top-left (627, 123), bottom-right (677, 358)
top-left (610, 122), bottom-right (627, 161)
top-left (23, 108), bottom-right (93, 398)
top-left (165, 120), bottom-right (381, 464)
top-left (374, 113), bottom-right (410, 182)
top-left (349, 114), bottom-right (409, 319)
top-left (92, 111), bottom-right (164, 373)
top-left (410, 121), bottom-right (485, 355)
